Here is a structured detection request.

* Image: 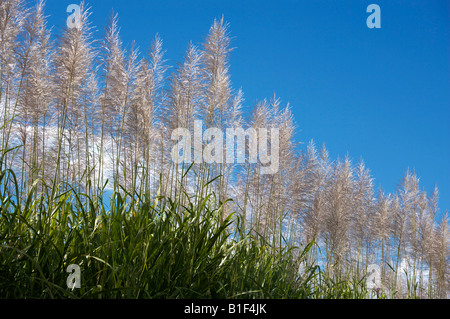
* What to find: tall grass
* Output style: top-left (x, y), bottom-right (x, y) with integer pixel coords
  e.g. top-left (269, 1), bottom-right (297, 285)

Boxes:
top-left (0, 0), bottom-right (448, 299)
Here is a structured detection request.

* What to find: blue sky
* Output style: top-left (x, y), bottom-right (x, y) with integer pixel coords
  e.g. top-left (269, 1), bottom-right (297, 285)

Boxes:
top-left (43, 0), bottom-right (449, 217)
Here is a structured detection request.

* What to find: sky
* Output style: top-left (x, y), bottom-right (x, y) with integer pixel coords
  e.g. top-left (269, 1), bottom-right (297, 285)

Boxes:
top-left (42, 0), bottom-right (450, 219)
